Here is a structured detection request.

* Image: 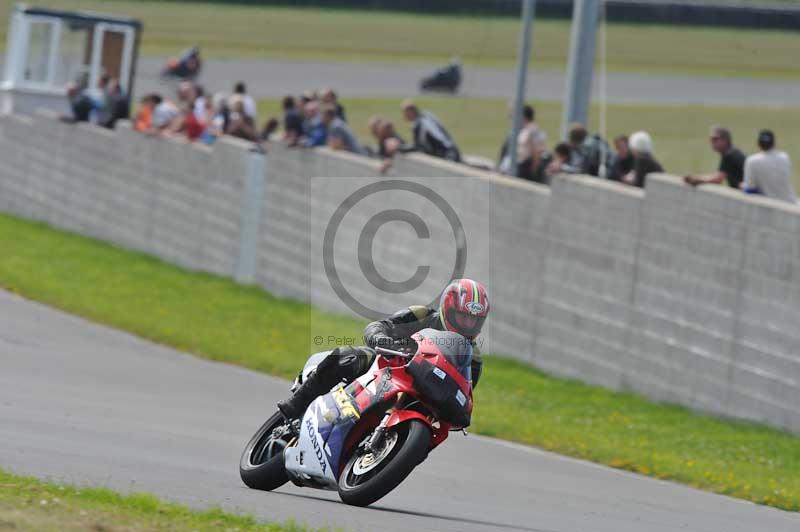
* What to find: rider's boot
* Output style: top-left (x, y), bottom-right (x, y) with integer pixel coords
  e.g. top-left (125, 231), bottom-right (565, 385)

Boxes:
top-left (277, 347), bottom-right (374, 420)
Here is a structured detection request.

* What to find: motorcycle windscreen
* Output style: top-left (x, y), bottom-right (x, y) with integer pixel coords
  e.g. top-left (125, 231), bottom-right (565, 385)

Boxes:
top-left (415, 329), bottom-right (473, 384)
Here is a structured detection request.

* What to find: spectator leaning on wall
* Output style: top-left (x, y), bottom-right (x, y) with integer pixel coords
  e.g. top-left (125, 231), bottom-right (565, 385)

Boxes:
top-left (401, 99), bottom-right (461, 162)
top-left (500, 104), bottom-right (547, 182)
top-left (623, 131), bottom-right (663, 188)
top-left (742, 130), bottom-right (797, 204)
top-left (684, 126), bottom-right (746, 189)
top-left (608, 134), bottom-right (633, 182)
top-left (323, 105), bottom-right (367, 155)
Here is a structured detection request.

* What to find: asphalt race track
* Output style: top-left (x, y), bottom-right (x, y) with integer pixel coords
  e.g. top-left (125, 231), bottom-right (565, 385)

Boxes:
top-left (134, 57), bottom-right (800, 106)
top-left (1, 289), bottom-right (799, 532)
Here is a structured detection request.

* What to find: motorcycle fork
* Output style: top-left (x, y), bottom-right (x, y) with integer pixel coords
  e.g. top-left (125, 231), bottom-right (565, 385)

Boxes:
top-left (364, 393), bottom-right (405, 455)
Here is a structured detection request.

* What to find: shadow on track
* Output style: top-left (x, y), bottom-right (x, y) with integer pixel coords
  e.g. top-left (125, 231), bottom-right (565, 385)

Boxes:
top-left (274, 490), bottom-right (555, 532)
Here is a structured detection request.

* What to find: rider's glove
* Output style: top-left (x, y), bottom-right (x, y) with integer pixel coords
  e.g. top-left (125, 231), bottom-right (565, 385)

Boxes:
top-left (372, 334), bottom-right (395, 348)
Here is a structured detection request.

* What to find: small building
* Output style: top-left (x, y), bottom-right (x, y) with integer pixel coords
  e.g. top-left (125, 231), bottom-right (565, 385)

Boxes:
top-left (1, 4), bottom-right (142, 116)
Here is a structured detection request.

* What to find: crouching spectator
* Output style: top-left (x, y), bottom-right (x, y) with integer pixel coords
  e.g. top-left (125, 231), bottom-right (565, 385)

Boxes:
top-left (742, 130), bottom-right (797, 204)
top-left (684, 126), bottom-right (746, 189)
top-left (401, 99), bottom-right (461, 162)
top-left (623, 131), bottom-right (663, 188)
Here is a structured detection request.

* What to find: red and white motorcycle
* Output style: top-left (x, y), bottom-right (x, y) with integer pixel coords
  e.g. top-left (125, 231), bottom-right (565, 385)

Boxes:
top-left (239, 328), bottom-right (473, 507)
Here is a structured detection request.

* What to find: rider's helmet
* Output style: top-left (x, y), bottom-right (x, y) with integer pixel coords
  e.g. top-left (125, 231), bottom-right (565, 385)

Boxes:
top-left (439, 278), bottom-right (490, 340)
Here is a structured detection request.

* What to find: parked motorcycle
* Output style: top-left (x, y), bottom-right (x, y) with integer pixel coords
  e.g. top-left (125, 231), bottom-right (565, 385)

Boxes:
top-left (239, 328), bottom-right (474, 507)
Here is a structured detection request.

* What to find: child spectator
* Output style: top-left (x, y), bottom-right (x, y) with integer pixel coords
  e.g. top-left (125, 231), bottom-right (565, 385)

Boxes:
top-left (623, 131), bottom-right (663, 188)
top-left (684, 126), bottom-right (746, 189)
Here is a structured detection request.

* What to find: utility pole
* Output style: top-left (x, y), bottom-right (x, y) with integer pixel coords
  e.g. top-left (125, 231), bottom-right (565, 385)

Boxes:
top-left (508, 0), bottom-right (536, 174)
top-left (561, 0), bottom-right (601, 140)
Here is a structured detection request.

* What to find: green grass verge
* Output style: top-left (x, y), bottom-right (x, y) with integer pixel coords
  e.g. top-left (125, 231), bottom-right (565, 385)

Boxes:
top-left (258, 96), bottom-right (800, 192)
top-left (0, 468), bottom-right (317, 531)
top-left (1, 213), bottom-right (799, 511)
top-left (2, 0), bottom-right (800, 78)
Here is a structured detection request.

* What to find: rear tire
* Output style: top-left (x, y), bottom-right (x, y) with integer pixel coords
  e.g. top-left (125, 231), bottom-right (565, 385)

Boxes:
top-left (338, 420), bottom-right (431, 507)
top-left (239, 412), bottom-right (292, 491)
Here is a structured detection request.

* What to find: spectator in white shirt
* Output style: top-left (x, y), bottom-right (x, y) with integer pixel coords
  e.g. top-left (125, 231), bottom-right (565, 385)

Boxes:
top-left (742, 130), bottom-right (797, 204)
top-left (232, 81), bottom-right (257, 121)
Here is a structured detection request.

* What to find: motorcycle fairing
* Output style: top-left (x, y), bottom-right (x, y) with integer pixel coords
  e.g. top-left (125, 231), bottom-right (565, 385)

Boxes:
top-left (284, 385), bottom-right (361, 488)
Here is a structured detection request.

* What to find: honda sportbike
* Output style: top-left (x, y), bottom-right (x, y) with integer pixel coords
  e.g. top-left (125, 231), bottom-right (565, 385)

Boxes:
top-left (239, 328), bottom-right (473, 507)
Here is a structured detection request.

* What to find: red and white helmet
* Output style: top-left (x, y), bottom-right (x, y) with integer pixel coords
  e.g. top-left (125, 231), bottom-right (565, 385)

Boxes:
top-left (439, 278), bottom-right (490, 339)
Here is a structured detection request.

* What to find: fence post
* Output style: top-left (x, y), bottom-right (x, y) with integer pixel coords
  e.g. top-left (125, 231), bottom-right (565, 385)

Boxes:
top-left (234, 148), bottom-right (266, 284)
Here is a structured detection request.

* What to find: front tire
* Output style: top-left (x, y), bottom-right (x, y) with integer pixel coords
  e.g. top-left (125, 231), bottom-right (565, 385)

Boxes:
top-left (338, 420), bottom-right (431, 507)
top-left (239, 412), bottom-right (292, 491)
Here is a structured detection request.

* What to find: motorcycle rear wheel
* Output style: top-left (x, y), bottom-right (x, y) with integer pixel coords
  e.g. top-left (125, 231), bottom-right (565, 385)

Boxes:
top-left (239, 411), bottom-right (292, 491)
top-left (338, 419), bottom-right (431, 507)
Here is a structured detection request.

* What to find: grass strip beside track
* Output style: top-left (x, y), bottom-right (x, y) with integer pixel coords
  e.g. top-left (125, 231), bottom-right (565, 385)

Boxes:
top-left (1, 214), bottom-right (798, 511)
top-left (257, 97), bottom-right (800, 192)
top-left (1, 0), bottom-right (800, 78)
top-left (0, 469), bottom-right (318, 532)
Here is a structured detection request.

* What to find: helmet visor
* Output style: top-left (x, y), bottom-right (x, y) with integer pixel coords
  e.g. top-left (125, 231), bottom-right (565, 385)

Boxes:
top-left (446, 309), bottom-right (486, 338)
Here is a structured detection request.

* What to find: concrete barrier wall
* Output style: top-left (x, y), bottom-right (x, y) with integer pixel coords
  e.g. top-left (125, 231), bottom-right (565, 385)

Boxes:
top-left (0, 115), bottom-right (798, 434)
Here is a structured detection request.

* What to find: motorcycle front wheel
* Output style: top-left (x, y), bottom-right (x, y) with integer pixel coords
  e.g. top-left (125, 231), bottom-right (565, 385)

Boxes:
top-left (239, 411), bottom-right (292, 491)
top-left (338, 419), bottom-right (431, 507)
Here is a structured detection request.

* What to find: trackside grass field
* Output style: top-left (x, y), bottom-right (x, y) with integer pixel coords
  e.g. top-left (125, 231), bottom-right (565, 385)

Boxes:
top-left (0, 469), bottom-right (316, 531)
top-left (257, 97), bottom-right (800, 192)
top-left (1, 0), bottom-right (800, 78)
top-left (1, 214), bottom-right (799, 512)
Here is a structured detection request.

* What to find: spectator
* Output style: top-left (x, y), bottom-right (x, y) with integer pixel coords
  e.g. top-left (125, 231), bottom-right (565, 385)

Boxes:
top-left (742, 130), bottom-right (797, 204)
top-left (101, 78), bottom-right (129, 129)
top-left (321, 88), bottom-right (346, 122)
top-left (200, 92), bottom-right (228, 144)
top-left (150, 94), bottom-right (179, 135)
top-left (133, 94), bottom-right (156, 132)
top-left (226, 95), bottom-right (258, 142)
top-left (623, 131), bottom-right (663, 188)
top-left (280, 95), bottom-right (304, 146)
top-left (369, 115), bottom-right (406, 158)
top-left (401, 99), bottom-right (461, 162)
top-left (64, 82), bottom-right (94, 123)
top-left (303, 100), bottom-right (327, 147)
top-left (233, 81), bottom-right (257, 121)
top-left (514, 104), bottom-right (547, 181)
top-left (608, 135), bottom-right (634, 181)
top-left (684, 126), bottom-right (746, 189)
top-left (567, 122), bottom-right (613, 177)
top-left (546, 142), bottom-right (580, 180)
top-left (323, 105), bottom-right (367, 155)
top-left (178, 102), bottom-right (205, 141)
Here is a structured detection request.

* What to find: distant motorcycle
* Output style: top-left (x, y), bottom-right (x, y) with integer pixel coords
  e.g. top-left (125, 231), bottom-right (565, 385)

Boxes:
top-left (419, 59), bottom-right (462, 94)
top-left (161, 46), bottom-right (202, 81)
top-left (240, 328), bottom-right (474, 507)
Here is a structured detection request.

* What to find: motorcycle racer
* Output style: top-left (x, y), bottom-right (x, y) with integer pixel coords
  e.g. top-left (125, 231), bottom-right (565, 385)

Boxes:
top-left (277, 278), bottom-right (490, 420)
